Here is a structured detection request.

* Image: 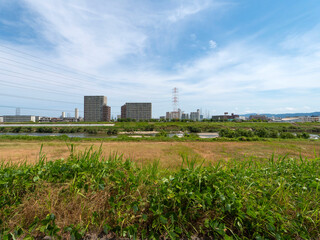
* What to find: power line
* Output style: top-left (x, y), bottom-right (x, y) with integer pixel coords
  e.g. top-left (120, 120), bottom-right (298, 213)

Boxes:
top-left (0, 67), bottom-right (72, 88)
top-left (0, 91), bottom-right (170, 108)
top-left (0, 45), bottom-right (173, 102)
top-left (0, 75), bottom-right (84, 97)
top-left (0, 56), bottom-right (113, 91)
top-left (0, 54), bottom-right (121, 91)
top-left (0, 93), bottom-right (82, 105)
top-left (0, 57), bottom-right (132, 97)
top-left (0, 45), bottom-right (173, 112)
top-left (0, 105), bottom-right (83, 113)
top-left (0, 45), bottom-right (116, 84)
top-left (0, 67), bottom-right (102, 93)
top-left (0, 72), bottom-right (171, 104)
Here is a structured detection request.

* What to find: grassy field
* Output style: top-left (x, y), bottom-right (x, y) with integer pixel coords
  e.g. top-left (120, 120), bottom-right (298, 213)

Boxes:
top-left (0, 139), bottom-right (319, 168)
top-left (1, 145), bottom-right (320, 239)
top-left (0, 125), bottom-right (319, 239)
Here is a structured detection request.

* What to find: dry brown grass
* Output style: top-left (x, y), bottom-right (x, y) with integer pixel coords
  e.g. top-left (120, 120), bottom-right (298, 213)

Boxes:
top-left (0, 140), bottom-right (319, 168)
top-left (7, 179), bottom-right (151, 239)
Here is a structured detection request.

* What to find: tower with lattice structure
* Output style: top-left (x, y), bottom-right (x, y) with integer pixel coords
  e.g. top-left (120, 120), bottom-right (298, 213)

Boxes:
top-left (172, 87), bottom-right (179, 112)
top-left (16, 107), bottom-right (20, 116)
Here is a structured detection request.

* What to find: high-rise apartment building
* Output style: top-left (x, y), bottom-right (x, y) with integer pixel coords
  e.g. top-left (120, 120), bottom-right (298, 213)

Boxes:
top-left (84, 96), bottom-right (108, 122)
top-left (166, 108), bottom-right (182, 120)
top-left (181, 113), bottom-right (189, 120)
top-left (190, 109), bottom-right (200, 121)
top-left (121, 104), bottom-right (127, 119)
top-left (102, 105), bottom-right (111, 122)
top-left (121, 103), bottom-right (152, 120)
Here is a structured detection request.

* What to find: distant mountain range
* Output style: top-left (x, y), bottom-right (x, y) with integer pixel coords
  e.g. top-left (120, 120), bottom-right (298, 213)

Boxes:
top-left (241, 112), bottom-right (320, 118)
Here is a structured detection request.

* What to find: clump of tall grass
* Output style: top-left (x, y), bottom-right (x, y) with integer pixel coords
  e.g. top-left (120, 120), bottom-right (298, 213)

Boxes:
top-left (1, 146), bottom-right (320, 239)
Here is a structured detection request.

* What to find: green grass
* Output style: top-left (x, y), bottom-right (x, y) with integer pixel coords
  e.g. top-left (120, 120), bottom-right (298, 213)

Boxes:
top-left (1, 146), bottom-right (320, 239)
top-left (1, 121), bottom-right (320, 134)
top-left (0, 134), bottom-right (319, 145)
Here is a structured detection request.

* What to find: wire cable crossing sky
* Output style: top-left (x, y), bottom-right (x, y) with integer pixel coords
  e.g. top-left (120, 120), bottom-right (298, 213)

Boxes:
top-left (0, 0), bottom-right (320, 117)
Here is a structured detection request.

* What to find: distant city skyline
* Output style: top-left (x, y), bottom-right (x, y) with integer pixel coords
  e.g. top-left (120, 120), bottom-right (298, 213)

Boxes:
top-left (1, 0), bottom-right (320, 117)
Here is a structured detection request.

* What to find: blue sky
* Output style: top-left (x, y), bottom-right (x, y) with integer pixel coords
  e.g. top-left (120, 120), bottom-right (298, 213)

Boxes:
top-left (0, 0), bottom-right (320, 118)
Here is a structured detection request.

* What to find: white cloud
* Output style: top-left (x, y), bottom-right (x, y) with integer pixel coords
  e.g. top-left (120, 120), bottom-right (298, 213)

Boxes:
top-left (285, 107), bottom-right (295, 112)
top-left (167, 0), bottom-right (212, 22)
top-left (22, 0), bottom-right (149, 71)
top-left (209, 40), bottom-right (217, 49)
top-left (1, 1), bottom-right (320, 116)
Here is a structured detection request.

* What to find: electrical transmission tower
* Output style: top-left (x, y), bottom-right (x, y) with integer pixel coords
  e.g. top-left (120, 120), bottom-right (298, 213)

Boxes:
top-left (172, 87), bottom-right (179, 112)
top-left (16, 107), bottom-right (20, 116)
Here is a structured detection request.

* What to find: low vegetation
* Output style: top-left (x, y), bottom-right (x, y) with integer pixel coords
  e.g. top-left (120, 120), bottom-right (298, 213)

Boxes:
top-left (0, 121), bottom-right (320, 135)
top-left (1, 146), bottom-right (320, 239)
top-left (219, 128), bottom-right (311, 139)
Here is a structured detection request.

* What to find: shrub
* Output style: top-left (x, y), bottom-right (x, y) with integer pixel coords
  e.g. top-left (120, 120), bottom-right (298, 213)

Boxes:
top-left (280, 132), bottom-right (296, 139)
top-left (235, 129), bottom-right (254, 137)
top-left (23, 127), bottom-right (33, 133)
top-left (85, 128), bottom-right (98, 134)
top-left (219, 128), bottom-right (235, 138)
top-left (155, 130), bottom-right (168, 137)
top-left (144, 125), bottom-right (154, 131)
top-left (269, 130), bottom-right (279, 138)
top-left (124, 127), bottom-right (135, 132)
top-left (12, 127), bottom-right (22, 133)
top-left (107, 128), bottom-right (118, 135)
top-left (36, 127), bottom-right (53, 133)
top-left (59, 128), bottom-right (67, 133)
top-left (237, 136), bottom-right (248, 141)
top-left (297, 132), bottom-right (310, 139)
top-left (186, 126), bottom-right (201, 133)
top-left (254, 128), bottom-right (269, 138)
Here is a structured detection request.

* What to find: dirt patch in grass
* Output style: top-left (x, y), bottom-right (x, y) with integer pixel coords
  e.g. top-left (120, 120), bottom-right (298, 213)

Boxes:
top-left (0, 140), bottom-right (319, 168)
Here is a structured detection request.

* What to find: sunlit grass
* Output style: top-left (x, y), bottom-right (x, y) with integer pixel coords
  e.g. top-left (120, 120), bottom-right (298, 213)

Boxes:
top-left (1, 145), bottom-right (320, 239)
